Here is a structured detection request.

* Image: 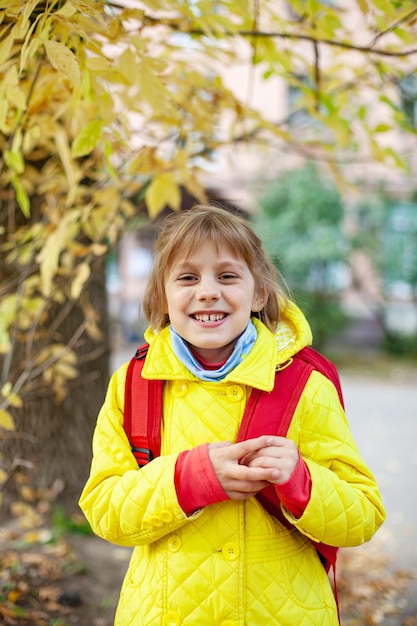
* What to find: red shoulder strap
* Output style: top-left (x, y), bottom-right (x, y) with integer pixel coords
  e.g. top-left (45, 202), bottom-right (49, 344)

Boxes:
top-left (237, 356), bottom-right (314, 527)
top-left (237, 352), bottom-right (339, 616)
top-left (237, 356), bottom-right (314, 442)
top-left (296, 346), bottom-right (344, 408)
top-left (124, 344), bottom-right (163, 467)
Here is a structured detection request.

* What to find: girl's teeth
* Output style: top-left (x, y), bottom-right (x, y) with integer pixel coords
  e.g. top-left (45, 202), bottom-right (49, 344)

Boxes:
top-left (195, 313), bottom-right (224, 322)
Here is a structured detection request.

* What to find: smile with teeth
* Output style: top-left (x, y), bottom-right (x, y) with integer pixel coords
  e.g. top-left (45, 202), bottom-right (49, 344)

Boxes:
top-left (193, 313), bottom-right (226, 322)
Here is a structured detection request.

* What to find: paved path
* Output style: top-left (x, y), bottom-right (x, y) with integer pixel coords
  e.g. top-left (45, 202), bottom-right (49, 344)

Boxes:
top-left (341, 373), bottom-right (417, 573)
top-left (340, 372), bottom-right (417, 624)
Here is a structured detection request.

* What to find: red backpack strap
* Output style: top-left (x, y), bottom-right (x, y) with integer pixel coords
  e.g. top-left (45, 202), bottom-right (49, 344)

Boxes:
top-left (124, 344), bottom-right (163, 467)
top-left (296, 346), bottom-right (344, 409)
top-left (237, 356), bottom-right (314, 442)
top-left (237, 356), bottom-right (314, 527)
top-left (237, 352), bottom-right (340, 623)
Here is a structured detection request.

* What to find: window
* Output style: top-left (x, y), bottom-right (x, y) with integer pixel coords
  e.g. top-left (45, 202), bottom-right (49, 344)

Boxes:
top-left (399, 73), bottom-right (417, 128)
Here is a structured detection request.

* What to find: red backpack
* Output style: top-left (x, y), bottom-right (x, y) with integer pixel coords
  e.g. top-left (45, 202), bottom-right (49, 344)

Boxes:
top-left (123, 344), bottom-right (343, 621)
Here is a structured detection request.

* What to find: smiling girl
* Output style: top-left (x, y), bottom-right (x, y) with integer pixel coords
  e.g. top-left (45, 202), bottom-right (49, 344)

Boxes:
top-left (79, 204), bottom-right (385, 626)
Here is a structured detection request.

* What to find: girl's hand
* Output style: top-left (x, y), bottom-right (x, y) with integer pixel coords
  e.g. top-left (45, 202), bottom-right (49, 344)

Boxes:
top-left (240, 436), bottom-right (299, 485)
top-left (208, 437), bottom-right (280, 500)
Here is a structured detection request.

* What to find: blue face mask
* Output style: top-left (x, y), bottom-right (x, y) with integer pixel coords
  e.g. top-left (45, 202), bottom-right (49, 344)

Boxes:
top-left (170, 320), bottom-right (257, 382)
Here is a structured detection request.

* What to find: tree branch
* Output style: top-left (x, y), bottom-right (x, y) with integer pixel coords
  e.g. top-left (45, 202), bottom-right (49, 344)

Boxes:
top-left (370, 6), bottom-right (417, 46)
top-left (140, 13), bottom-right (417, 58)
top-left (313, 39), bottom-right (320, 113)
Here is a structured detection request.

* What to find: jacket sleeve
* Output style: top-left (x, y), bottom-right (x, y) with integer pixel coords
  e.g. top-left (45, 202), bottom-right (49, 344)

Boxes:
top-left (283, 370), bottom-right (386, 547)
top-left (78, 365), bottom-right (202, 547)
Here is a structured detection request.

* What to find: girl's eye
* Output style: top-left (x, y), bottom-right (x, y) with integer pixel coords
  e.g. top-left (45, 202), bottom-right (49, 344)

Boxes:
top-left (220, 273), bottom-right (238, 280)
top-left (177, 274), bottom-right (197, 282)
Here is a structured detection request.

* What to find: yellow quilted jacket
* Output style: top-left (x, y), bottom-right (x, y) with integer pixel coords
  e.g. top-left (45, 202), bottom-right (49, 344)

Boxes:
top-left (79, 303), bottom-right (385, 626)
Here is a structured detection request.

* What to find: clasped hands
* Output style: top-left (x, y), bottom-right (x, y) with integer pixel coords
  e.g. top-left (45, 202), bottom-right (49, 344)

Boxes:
top-left (208, 435), bottom-right (298, 500)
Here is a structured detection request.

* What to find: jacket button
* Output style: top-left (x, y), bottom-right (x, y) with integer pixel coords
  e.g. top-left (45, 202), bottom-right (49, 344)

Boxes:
top-left (160, 510), bottom-right (174, 523)
top-left (164, 611), bottom-right (180, 625)
top-left (150, 516), bottom-right (164, 528)
top-left (226, 385), bottom-right (243, 401)
top-left (168, 535), bottom-right (182, 552)
top-left (222, 542), bottom-right (240, 561)
top-left (172, 382), bottom-right (188, 397)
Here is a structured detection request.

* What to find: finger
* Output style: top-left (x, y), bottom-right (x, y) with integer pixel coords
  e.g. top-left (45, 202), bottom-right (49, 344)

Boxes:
top-left (209, 441), bottom-right (232, 450)
top-left (228, 436), bottom-right (275, 461)
top-left (229, 463), bottom-right (280, 484)
top-left (241, 438), bottom-right (297, 465)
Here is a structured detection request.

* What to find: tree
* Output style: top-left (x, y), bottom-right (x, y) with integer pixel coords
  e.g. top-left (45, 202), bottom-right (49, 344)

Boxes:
top-left (255, 163), bottom-right (349, 347)
top-left (1, 0), bottom-right (416, 510)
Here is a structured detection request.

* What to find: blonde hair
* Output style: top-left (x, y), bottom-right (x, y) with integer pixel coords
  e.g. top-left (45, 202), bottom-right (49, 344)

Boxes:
top-left (143, 204), bottom-right (288, 332)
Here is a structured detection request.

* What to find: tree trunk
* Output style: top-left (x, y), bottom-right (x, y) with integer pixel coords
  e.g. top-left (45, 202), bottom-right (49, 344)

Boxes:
top-left (0, 259), bottom-right (110, 516)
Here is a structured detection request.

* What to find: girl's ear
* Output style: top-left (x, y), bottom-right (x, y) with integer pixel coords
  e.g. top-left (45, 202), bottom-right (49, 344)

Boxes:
top-left (251, 287), bottom-right (268, 313)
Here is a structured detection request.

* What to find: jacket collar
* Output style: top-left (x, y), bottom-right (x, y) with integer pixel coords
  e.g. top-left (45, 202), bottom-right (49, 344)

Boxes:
top-left (142, 301), bottom-right (312, 392)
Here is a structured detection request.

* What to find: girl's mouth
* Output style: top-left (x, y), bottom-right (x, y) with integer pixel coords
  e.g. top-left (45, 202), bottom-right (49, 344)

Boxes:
top-left (192, 313), bottom-right (227, 322)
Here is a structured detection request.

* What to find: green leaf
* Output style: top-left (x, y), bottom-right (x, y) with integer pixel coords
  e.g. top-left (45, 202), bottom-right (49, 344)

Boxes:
top-left (5, 149), bottom-right (25, 174)
top-left (371, 0), bottom-right (396, 18)
top-left (11, 175), bottom-right (30, 218)
top-left (393, 27), bottom-right (417, 46)
top-left (374, 124), bottom-right (391, 132)
top-left (72, 119), bottom-right (103, 158)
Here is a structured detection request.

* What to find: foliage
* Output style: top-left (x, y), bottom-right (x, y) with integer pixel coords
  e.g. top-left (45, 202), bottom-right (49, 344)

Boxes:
top-left (255, 163), bottom-right (349, 347)
top-left (1, 0), bottom-right (417, 504)
top-left (351, 195), bottom-right (417, 356)
top-left (383, 330), bottom-right (417, 357)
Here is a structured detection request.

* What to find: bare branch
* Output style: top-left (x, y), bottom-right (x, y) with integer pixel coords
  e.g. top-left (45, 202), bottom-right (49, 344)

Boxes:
top-left (313, 39), bottom-right (320, 113)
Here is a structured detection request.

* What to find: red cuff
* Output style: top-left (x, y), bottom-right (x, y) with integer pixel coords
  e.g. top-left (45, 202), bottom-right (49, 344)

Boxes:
top-left (174, 444), bottom-right (229, 515)
top-left (275, 452), bottom-right (311, 518)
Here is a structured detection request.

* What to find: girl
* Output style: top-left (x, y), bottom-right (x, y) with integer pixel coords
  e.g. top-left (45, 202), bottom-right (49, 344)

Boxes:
top-left (79, 204), bottom-right (385, 626)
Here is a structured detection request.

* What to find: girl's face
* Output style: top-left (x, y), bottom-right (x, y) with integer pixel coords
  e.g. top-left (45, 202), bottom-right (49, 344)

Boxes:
top-left (164, 240), bottom-right (266, 364)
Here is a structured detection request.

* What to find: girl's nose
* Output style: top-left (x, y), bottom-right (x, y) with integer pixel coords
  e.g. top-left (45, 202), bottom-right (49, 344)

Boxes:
top-left (196, 277), bottom-right (220, 301)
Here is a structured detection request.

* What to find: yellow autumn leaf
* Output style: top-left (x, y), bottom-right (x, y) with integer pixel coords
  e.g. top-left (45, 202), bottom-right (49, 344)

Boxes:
top-left (0, 329), bottom-right (11, 354)
top-left (55, 361), bottom-right (79, 379)
top-left (118, 48), bottom-right (137, 84)
top-left (0, 409), bottom-right (15, 431)
top-left (145, 173), bottom-right (181, 219)
top-left (9, 501), bottom-right (42, 528)
top-left (72, 118), bottom-right (103, 158)
top-left (20, 29), bottom-right (41, 75)
top-left (8, 393), bottom-right (23, 408)
top-left (37, 212), bottom-right (80, 296)
top-left (1, 382), bottom-right (12, 397)
top-left (356, 0), bottom-right (369, 15)
top-left (22, 0), bottom-right (44, 30)
top-left (43, 40), bottom-right (81, 86)
top-left (54, 128), bottom-right (78, 206)
top-left (0, 29), bottom-right (14, 66)
top-left (71, 262), bottom-right (91, 299)
top-left (91, 243), bottom-right (108, 256)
